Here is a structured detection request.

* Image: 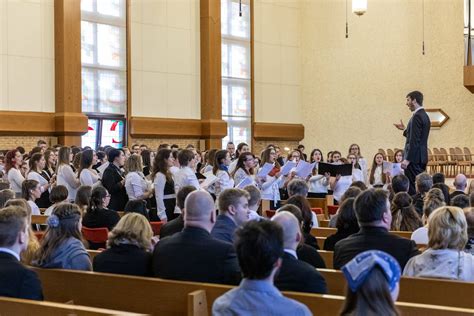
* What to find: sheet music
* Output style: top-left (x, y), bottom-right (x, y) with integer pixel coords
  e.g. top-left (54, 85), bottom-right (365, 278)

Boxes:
top-left (257, 163), bottom-right (274, 178)
top-left (235, 177), bottom-right (253, 189)
top-left (280, 161), bottom-right (297, 176)
top-left (295, 161), bottom-right (316, 178)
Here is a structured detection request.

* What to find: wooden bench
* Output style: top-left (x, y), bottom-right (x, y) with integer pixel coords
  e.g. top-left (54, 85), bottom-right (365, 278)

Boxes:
top-left (0, 296), bottom-right (144, 315)
top-left (317, 250), bottom-right (333, 269)
top-left (31, 215), bottom-right (49, 225)
top-left (33, 268), bottom-right (474, 315)
top-left (262, 196), bottom-right (334, 219)
top-left (311, 227), bottom-right (413, 240)
top-left (320, 219), bottom-right (330, 227)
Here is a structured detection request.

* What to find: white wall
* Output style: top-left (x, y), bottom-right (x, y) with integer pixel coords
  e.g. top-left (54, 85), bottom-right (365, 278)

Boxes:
top-left (0, 0), bottom-right (54, 112)
top-left (130, 0), bottom-right (201, 119)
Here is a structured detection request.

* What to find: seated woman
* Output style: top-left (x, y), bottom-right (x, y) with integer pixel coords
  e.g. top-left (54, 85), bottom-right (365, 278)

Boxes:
top-left (411, 188), bottom-right (445, 244)
top-left (403, 206), bottom-right (474, 281)
top-left (78, 149), bottom-right (101, 187)
top-left (324, 198), bottom-right (359, 251)
top-left (74, 185), bottom-right (92, 214)
top-left (21, 180), bottom-right (41, 216)
top-left (93, 213), bottom-right (153, 276)
top-left (33, 203), bottom-right (91, 271)
top-left (286, 195), bottom-right (319, 249)
top-left (390, 192), bottom-right (422, 232)
top-left (82, 186), bottom-right (120, 231)
top-left (44, 185), bottom-right (68, 216)
top-left (124, 199), bottom-right (149, 220)
top-left (340, 250), bottom-right (401, 316)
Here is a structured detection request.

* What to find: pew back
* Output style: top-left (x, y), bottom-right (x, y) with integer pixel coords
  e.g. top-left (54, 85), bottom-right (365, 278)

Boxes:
top-left (311, 227), bottom-right (413, 240)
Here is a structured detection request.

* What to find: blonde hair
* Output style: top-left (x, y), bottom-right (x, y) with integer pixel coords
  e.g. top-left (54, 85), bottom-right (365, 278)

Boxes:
top-left (107, 213), bottom-right (153, 250)
top-left (423, 188), bottom-right (445, 224)
top-left (125, 154), bottom-right (143, 174)
top-left (428, 206), bottom-right (468, 250)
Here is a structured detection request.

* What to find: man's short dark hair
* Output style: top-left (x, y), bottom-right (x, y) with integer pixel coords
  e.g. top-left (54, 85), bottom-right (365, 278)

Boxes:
top-left (177, 149), bottom-right (194, 166)
top-left (108, 148), bottom-right (123, 163)
top-left (354, 189), bottom-right (389, 224)
top-left (451, 194), bottom-right (470, 209)
top-left (350, 181), bottom-right (367, 191)
top-left (406, 90), bottom-right (423, 106)
top-left (392, 174), bottom-right (409, 194)
top-left (234, 221), bottom-right (283, 279)
top-left (340, 187), bottom-right (362, 203)
top-left (49, 185), bottom-right (68, 203)
top-left (177, 186), bottom-right (197, 209)
top-left (243, 185), bottom-right (261, 207)
top-left (432, 173), bottom-right (445, 184)
top-left (0, 206), bottom-right (27, 247)
top-left (170, 144), bottom-right (179, 149)
top-left (287, 179), bottom-right (309, 197)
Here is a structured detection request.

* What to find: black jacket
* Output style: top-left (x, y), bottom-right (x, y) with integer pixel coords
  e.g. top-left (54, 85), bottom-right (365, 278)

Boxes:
top-left (0, 252), bottom-right (43, 300)
top-left (274, 252), bottom-right (327, 294)
top-left (93, 244), bottom-right (152, 277)
top-left (82, 208), bottom-right (120, 231)
top-left (152, 226), bottom-right (241, 285)
top-left (210, 215), bottom-right (237, 244)
top-left (403, 108), bottom-right (430, 164)
top-left (102, 164), bottom-right (128, 211)
top-left (297, 244), bottom-right (326, 268)
top-left (159, 215), bottom-right (184, 239)
top-left (323, 227), bottom-right (359, 251)
top-left (333, 226), bottom-right (419, 270)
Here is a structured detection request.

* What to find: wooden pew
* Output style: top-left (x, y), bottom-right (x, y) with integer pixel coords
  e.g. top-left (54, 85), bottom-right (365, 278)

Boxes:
top-left (33, 268), bottom-right (474, 315)
top-left (31, 215), bottom-right (49, 225)
top-left (87, 250), bottom-right (102, 261)
top-left (319, 219), bottom-right (330, 227)
top-left (317, 250), bottom-right (333, 269)
top-left (262, 196), bottom-right (334, 219)
top-left (0, 296), bottom-right (144, 315)
top-left (311, 227), bottom-right (413, 240)
top-left (316, 236), bottom-right (325, 249)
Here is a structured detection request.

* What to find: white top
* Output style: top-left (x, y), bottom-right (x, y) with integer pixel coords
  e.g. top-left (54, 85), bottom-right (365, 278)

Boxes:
top-left (311, 211), bottom-right (319, 228)
top-left (358, 157), bottom-right (368, 184)
top-left (170, 166), bottom-right (180, 175)
top-left (97, 161), bottom-right (109, 175)
top-left (154, 172), bottom-right (172, 220)
top-left (27, 200), bottom-right (40, 216)
top-left (403, 248), bottom-right (474, 281)
top-left (44, 203), bottom-right (57, 216)
top-left (202, 165), bottom-right (213, 174)
top-left (411, 226), bottom-right (429, 245)
top-left (174, 166), bottom-right (200, 192)
top-left (7, 168), bottom-right (24, 195)
top-left (371, 165), bottom-right (384, 186)
top-left (214, 170), bottom-right (234, 197)
top-left (260, 175), bottom-right (281, 201)
top-left (233, 168), bottom-right (253, 187)
top-left (57, 164), bottom-right (80, 201)
top-left (27, 171), bottom-right (49, 192)
top-left (332, 175), bottom-right (352, 202)
top-left (79, 169), bottom-right (101, 187)
top-left (125, 171), bottom-right (149, 200)
top-left (308, 174), bottom-right (329, 193)
top-left (352, 168), bottom-right (364, 182)
top-left (228, 160), bottom-right (238, 174)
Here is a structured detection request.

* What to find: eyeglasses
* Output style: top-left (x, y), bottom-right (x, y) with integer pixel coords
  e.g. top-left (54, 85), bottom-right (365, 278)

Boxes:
top-left (106, 194), bottom-right (111, 198)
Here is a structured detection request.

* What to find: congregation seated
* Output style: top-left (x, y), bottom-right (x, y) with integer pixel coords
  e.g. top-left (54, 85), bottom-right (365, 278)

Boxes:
top-left (123, 199), bottom-right (149, 220)
top-left (328, 186), bottom-right (362, 228)
top-left (271, 211), bottom-right (327, 294)
top-left (0, 205), bottom-right (43, 301)
top-left (243, 185), bottom-right (264, 221)
top-left (404, 206), bottom-right (474, 281)
top-left (82, 186), bottom-right (120, 232)
top-left (287, 179), bottom-right (319, 228)
top-left (334, 189), bottom-right (419, 270)
top-left (93, 213), bottom-right (153, 276)
top-left (411, 173), bottom-right (432, 216)
top-left (159, 186), bottom-right (196, 239)
top-left (33, 203), bottom-right (91, 271)
top-left (465, 208), bottom-right (474, 255)
top-left (451, 194), bottom-right (470, 209)
top-left (44, 185), bottom-right (68, 216)
top-left (212, 220), bottom-right (311, 316)
top-left (450, 174), bottom-right (468, 201)
top-left (211, 188), bottom-right (250, 243)
top-left (324, 197), bottom-right (359, 251)
top-left (0, 189), bottom-right (15, 207)
top-left (286, 195), bottom-right (319, 249)
top-left (152, 191), bottom-right (240, 285)
top-left (74, 185), bottom-right (92, 214)
top-left (411, 187), bottom-right (445, 244)
top-left (389, 174), bottom-right (409, 202)
top-left (390, 192), bottom-right (422, 231)
top-left (340, 250), bottom-right (401, 315)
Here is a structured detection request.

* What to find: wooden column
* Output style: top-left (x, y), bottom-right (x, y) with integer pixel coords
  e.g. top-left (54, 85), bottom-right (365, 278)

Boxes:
top-left (54, 0), bottom-right (88, 146)
top-left (200, 0), bottom-right (227, 149)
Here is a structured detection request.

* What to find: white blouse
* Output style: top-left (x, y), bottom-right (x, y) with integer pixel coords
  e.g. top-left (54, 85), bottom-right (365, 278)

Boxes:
top-left (125, 171), bottom-right (149, 200)
top-left (174, 166), bottom-right (200, 192)
top-left (27, 171), bottom-right (49, 192)
top-left (214, 170), bottom-right (234, 197)
top-left (154, 172), bottom-right (172, 220)
top-left (332, 175), bottom-right (352, 202)
top-left (372, 165), bottom-right (384, 186)
top-left (7, 168), bottom-right (24, 195)
top-left (57, 164), bottom-right (80, 201)
top-left (233, 168), bottom-right (254, 187)
top-left (27, 200), bottom-right (40, 216)
top-left (308, 174), bottom-right (329, 193)
top-left (79, 168), bottom-right (101, 187)
top-left (260, 175), bottom-right (281, 202)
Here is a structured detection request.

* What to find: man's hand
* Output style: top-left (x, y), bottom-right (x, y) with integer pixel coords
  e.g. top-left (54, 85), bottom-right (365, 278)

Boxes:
top-left (401, 160), bottom-right (410, 169)
top-left (394, 119), bottom-right (405, 130)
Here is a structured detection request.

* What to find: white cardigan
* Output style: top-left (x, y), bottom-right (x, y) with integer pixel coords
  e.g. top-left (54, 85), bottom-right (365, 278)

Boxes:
top-left (7, 168), bottom-right (24, 196)
top-left (57, 164), bottom-right (80, 201)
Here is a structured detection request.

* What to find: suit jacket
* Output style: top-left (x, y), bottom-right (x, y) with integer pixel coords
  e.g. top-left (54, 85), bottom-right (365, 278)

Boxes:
top-left (159, 215), bottom-right (184, 239)
top-left (152, 226), bottom-right (241, 285)
top-left (210, 214), bottom-right (237, 244)
top-left (93, 244), bottom-right (152, 277)
top-left (0, 252), bottom-right (43, 300)
top-left (296, 244), bottom-right (326, 268)
top-left (403, 108), bottom-right (430, 164)
top-left (102, 164), bottom-right (129, 211)
top-left (333, 226), bottom-right (419, 270)
top-left (274, 252), bottom-right (327, 294)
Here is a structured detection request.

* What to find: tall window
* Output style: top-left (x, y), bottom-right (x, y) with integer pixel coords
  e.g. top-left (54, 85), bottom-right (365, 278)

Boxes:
top-left (221, 0), bottom-right (251, 148)
top-left (81, 0), bottom-right (127, 149)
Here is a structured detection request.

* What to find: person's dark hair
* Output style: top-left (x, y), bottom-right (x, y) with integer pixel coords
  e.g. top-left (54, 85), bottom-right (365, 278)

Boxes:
top-left (49, 185), bottom-right (68, 204)
top-left (140, 150), bottom-right (151, 168)
top-left (231, 152), bottom-right (255, 177)
top-left (340, 267), bottom-right (399, 316)
top-left (177, 186), bottom-right (197, 210)
top-left (29, 146), bottom-right (42, 157)
top-left (96, 151), bottom-right (106, 162)
top-left (108, 148), bottom-right (123, 163)
top-left (78, 149), bottom-right (94, 178)
top-left (75, 185), bottom-right (92, 212)
top-left (16, 146), bottom-right (25, 155)
top-left (286, 195), bottom-right (312, 234)
top-left (340, 187), bottom-right (362, 203)
top-left (336, 198), bottom-right (359, 232)
top-left (0, 189), bottom-right (15, 208)
top-left (177, 149), bottom-right (194, 167)
top-left (244, 185), bottom-right (261, 208)
top-left (297, 144), bottom-right (305, 150)
top-left (235, 142), bottom-right (249, 157)
top-left (213, 150), bottom-right (230, 175)
top-left (391, 174), bottom-right (409, 194)
top-left (277, 204), bottom-right (303, 224)
top-left (28, 153), bottom-right (43, 173)
top-left (354, 189), bottom-right (389, 224)
top-left (89, 186), bottom-right (108, 212)
top-left (124, 200), bottom-right (149, 220)
top-left (390, 192), bottom-right (422, 231)
top-left (432, 173), bottom-right (445, 184)
top-left (406, 90), bottom-right (423, 106)
top-left (310, 149), bottom-right (324, 163)
top-left (151, 148), bottom-right (173, 182)
top-left (451, 194), bottom-right (470, 209)
top-left (470, 192), bottom-right (474, 208)
top-left (350, 181), bottom-right (367, 191)
top-left (234, 220), bottom-right (283, 280)
top-left (170, 144), bottom-right (179, 150)
top-left (0, 182), bottom-right (10, 191)
top-left (432, 183), bottom-right (450, 205)
top-left (287, 179), bottom-right (309, 197)
top-left (21, 179), bottom-right (38, 201)
top-left (4, 149), bottom-right (20, 173)
top-left (415, 173), bottom-right (432, 194)
top-left (71, 146), bottom-right (81, 157)
top-left (0, 205), bottom-right (28, 247)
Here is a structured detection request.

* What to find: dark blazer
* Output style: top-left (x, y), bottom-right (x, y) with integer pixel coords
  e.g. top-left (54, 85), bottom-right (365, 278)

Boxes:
top-left (323, 227), bottom-right (359, 251)
top-left (449, 190), bottom-right (466, 201)
top-left (82, 208), bottom-right (120, 231)
top-left (403, 108), bottom-right (430, 164)
top-left (152, 226), bottom-right (241, 285)
top-left (159, 215), bottom-right (184, 239)
top-left (102, 164), bottom-right (128, 211)
top-left (275, 252), bottom-right (327, 294)
top-left (0, 252), bottom-right (43, 300)
top-left (297, 244), bottom-right (326, 269)
top-left (210, 214), bottom-right (237, 244)
top-left (93, 244), bottom-right (152, 277)
top-left (333, 226), bottom-right (419, 270)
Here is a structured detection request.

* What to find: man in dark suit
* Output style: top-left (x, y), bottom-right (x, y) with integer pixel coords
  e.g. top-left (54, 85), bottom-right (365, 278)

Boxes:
top-left (211, 189), bottom-right (250, 243)
top-left (394, 91), bottom-right (431, 195)
top-left (159, 186), bottom-right (196, 239)
top-left (333, 189), bottom-right (419, 270)
top-left (450, 174), bottom-right (467, 201)
top-left (272, 212), bottom-right (327, 294)
top-left (102, 149), bottom-right (128, 211)
top-left (0, 206), bottom-right (43, 300)
top-left (153, 191), bottom-right (241, 285)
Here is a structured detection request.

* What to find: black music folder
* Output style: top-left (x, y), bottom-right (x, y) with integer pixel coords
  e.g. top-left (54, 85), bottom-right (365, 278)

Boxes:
top-left (317, 162), bottom-right (353, 177)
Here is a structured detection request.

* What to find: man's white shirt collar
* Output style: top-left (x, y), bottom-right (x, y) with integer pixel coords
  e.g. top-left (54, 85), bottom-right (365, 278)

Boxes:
top-left (284, 249), bottom-right (298, 259)
top-left (0, 247), bottom-right (20, 261)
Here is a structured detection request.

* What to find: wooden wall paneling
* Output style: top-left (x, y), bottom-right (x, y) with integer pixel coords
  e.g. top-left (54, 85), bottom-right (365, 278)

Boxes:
top-left (253, 122), bottom-right (305, 141)
top-left (129, 117), bottom-right (203, 138)
top-left (0, 112), bottom-right (55, 136)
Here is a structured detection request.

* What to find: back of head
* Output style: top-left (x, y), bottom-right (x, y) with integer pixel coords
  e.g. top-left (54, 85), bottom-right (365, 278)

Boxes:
top-left (451, 194), bottom-right (470, 209)
top-left (287, 179), bottom-right (309, 197)
top-left (89, 186), bottom-right (107, 211)
top-left (415, 173), bottom-right (432, 194)
top-left (277, 204), bottom-right (303, 225)
top-left (391, 192), bottom-right (412, 211)
top-left (432, 173), bottom-right (445, 185)
top-left (108, 213), bottom-right (153, 250)
top-left (350, 181), bottom-right (367, 191)
top-left (428, 206), bottom-right (467, 251)
top-left (184, 190), bottom-right (215, 223)
top-left (454, 174), bottom-right (468, 190)
top-left (124, 200), bottom-right (149, 219)
top-left (464, 208), bottom-right (474, 238)
top-left (286, 195), bottom-right (312, 234)
top-left (50, 185), bottom-right (68, 204)
top-left (177, 149), bottom-right (194, 167)
top-left (0, 205), bottom-right (28, 248)
top-left (5, 199), bottom-right (32, 217)
top-left (244, 185), bottom-right (261, 208)
top-left (336, 198), bottom-right (359, 232)
top-left (234, 220), bottom-right (283, 280)
top-left (354, 189), bottom-right (389, 225)
top-left (75, 185), bottom-right (92, 210)
top-left (0, 189), bottom-right (15, 208)
top-left (423, 188), bottom-right (445, 220)
top-left (431, 183), bottom-right (450, 205)
top-left (177, 186), bottom-right (197, 210)
top-left (341, 187), bottom-right (362, 203)
top-left (391, 174), bottom-right (409, 194)
top-left (271, 211), bottom-right (300, 249)
top-left (217, 188), bottom-right (250, 214)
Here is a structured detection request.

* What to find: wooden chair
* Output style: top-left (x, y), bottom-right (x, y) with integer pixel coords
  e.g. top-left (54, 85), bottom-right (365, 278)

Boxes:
top-left (456, 147), bottom-right (472, 176)
top-left (427, 148), bottom-right (439, 174)
top-left (463, 147), bottom-right (474, 176)
top-left (327, 205), bottom-right (338, 216)
top-left (319, 219), bottom-right (330, 227)
top-left (264, 210), bottom-right (276, 218)
top-left (82, 227), bottom-right (109, 247)
top-left (449, 147), bottom-right (462, 176)
top-left (433, 148), bottom-right (447, 175)
top-left (440, 147), bottom-right (456, 177)
top-left (311, 227), bottom-right (413, 241)
top-left (150, 221), bottom-right (164, 236)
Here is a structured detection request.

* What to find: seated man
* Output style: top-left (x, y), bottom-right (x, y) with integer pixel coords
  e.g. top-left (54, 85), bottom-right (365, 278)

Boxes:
top-left (272, 211), bottom-right (327, 294)
top-left (243, 185), bottom-right (263, 221)
top-left (411, 173), bottom-right (433, 216)
top-left (0, 205), bottom-right (43, 300)
top-left (159, 186), bottom-right (196, 239)
top-left (211, 188), bottom-right (250, 243)
top-left (389, 174), bottom-right (409, 201)
top-left (334, 189), bottom-right (419, 270)
top-left (152, 191), bottom-right (240, 285)
top-left (450, 174), bottom-right (467, 200)
top-left (212, 221), bottom-right (311, 316)
top-left (451, 194), bottom-right (470, 209)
